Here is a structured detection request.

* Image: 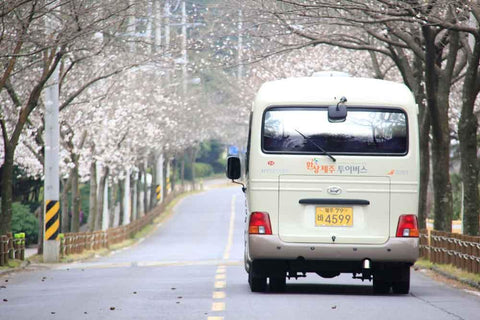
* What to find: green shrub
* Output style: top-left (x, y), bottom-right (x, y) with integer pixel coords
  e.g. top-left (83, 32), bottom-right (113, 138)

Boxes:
top-left (194, 162), bottom-right (214, 178)
top-left (11, 202), bottom-right (39, 245)
top-left (214, 158), bottom-right (227, 174)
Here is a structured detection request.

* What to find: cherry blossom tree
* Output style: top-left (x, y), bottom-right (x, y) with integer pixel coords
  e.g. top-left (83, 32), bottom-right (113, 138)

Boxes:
top-left (0, 0), bottom-right (138, 234)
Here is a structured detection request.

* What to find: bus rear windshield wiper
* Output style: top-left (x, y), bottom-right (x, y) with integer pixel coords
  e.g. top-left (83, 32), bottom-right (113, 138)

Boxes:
top-left (295, 129), bottom-right (336, 162)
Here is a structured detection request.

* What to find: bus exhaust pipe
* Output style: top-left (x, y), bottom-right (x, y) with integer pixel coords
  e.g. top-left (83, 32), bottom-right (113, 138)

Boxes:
top-left (363, 259), bottom-right (371, 270)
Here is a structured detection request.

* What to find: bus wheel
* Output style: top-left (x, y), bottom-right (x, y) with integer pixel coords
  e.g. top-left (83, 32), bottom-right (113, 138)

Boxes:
top-left (392, 267), bottom-right (410, 294)
top-left (249, 271), bottom-right (267, 292)
top-left (373, 271), bottom-right (391, 294)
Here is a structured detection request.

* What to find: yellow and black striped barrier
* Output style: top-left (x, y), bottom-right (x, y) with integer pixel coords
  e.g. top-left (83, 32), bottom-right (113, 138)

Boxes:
top-left (156, 185), bottom-right (161, 201)
top-left (45, 200), bottom-right (60, 240)
top-left (166, 176), bottom-right (171, 193)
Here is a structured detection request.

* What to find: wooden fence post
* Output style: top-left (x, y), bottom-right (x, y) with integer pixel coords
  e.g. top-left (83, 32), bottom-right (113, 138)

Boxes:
top-left (0, 235), bottom-right (8, 266)
top-left (7, 232), bottom-right (14, 260)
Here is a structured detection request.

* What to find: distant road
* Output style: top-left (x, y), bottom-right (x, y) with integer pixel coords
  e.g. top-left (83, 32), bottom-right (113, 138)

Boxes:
top-left (2, 186), bottom-right (480, 319)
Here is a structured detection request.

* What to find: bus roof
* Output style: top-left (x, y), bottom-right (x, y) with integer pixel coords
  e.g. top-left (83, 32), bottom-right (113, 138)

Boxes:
top-left (254, 77), bottom-right (417, 113)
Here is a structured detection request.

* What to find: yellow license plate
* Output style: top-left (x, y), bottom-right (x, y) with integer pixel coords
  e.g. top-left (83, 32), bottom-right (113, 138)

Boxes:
top-left (315, 207), bottom-right (353, 227)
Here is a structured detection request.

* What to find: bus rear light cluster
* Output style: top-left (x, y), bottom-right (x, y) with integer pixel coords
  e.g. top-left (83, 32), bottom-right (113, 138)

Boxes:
top-left (249, 212), bottom-right (272, 235)
top-left (396, 214), bottom-right (419, 237)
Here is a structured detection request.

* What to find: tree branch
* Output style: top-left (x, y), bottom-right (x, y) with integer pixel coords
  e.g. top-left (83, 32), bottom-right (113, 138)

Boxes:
top-left (59, 64), bottom-right (139, 112)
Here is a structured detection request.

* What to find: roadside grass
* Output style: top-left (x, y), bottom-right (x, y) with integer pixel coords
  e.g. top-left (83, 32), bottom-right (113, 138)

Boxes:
top-left (0, 260), bottom-right (22, 270)
top-left (415, 258), bottom-right (480, 288)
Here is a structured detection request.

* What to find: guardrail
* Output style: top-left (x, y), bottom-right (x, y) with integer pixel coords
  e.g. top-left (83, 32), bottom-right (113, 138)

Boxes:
top-left (0, 232), bottom-right (26, 266)
top-left (59, 191), bottom-right (178, 257)
top-left (419, 229), bottom-right (480, 274)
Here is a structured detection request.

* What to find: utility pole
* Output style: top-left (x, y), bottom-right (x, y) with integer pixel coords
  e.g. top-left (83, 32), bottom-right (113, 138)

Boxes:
top-left (44, 67), bottom-right (60, 263)
top-left (43, 1), bottom-right (60, 263)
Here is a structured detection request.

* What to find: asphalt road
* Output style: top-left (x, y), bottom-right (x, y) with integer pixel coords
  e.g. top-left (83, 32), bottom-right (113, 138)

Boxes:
top-left (2, 186), bottom-right (480, 320)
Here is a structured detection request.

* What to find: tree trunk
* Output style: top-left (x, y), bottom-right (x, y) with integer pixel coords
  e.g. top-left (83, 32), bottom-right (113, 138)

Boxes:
top-left (181, 154), bottom-right (185, 189)
top-left (130, 173), bottom-right (135, 221)
top-left (430, 112), bottom-right (453, 232)
top-left (459, 114), bottom-right (479, 235)
top-left (423, 25), bottom-right (454, 232)
top-left (411, 53), bottom-right (430, 230)
top-left (118, 179), bottom-right (124, 226)
top-left (137, 169), bottom-right (142, 217)
top-left (190, 147), bottom-right (197, 191)
top-left (417, 107), bottom-right (430, 229)
top-left (109, 179), bottom-right (117, 228)
top-left (170, 157), bottom-right (176, 193)
top-left (149, 157), bottom-right (157, 210)
top-left (143, 164), bottom-right (148, 215)
top-left (0, 146), bottom-right (14, 234)
top-left (88, 161), bottom-right (97, 232)
top-left (61, 177), bottom-right (71, 233)
top-left (458, 39), bottom-right (480, 236)
top-left (71, 165), bottom-right (81, 232)
top-left (95, 166), bottom-right (109, 230)
top-left (36, 206), bottom-right (43, 255)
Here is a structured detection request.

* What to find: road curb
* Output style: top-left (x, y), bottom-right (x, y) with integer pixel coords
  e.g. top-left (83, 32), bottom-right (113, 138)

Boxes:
top-left (430, 265), bottom-right (480, 290)
top-left (415, 265), bottom-right (480, 291)
top-left (0, 259), bottom-right (31, 276)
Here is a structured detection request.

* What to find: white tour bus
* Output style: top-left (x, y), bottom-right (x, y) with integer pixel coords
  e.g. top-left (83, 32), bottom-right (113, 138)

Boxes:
top-left (227, 76), bottom-right (420, 294)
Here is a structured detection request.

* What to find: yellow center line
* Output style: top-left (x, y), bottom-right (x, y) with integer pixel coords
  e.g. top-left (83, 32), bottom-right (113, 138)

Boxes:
top-left (213, 291), bottom-right (226, 299)
top-left (211, 302), bottom-right (225, 312)
top-left (214, 280), bottom-right (226, 289)
top-left (215, 273), bottom-right (226, 280)
top-left (208, 195), bottom-right (237, 319)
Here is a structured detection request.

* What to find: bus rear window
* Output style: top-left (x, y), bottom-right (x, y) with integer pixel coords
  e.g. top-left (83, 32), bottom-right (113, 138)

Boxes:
top-left (262, 107), bottom-right (408, 155)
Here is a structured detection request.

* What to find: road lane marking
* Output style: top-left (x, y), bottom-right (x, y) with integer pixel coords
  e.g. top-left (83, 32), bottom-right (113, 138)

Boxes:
top-left (211, 302), bottom-right (225, 312)
top-left (223, 195), bottom-right (236, 260)
top-left (208, 195), bottom-right (237, 319)
top-left (213, 291), bottom-right (226, 299)
top-left (214, 280), bottom-right (226, 289)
